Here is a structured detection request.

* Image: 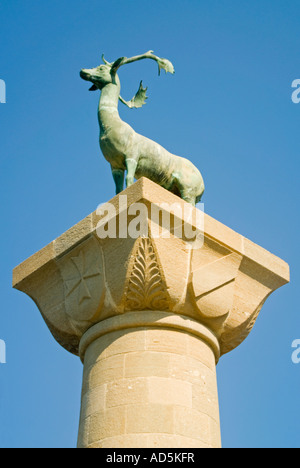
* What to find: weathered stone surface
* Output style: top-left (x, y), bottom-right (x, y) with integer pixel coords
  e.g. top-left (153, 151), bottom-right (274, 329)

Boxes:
top-left (12, 177), bottom-right (289, 448)
top-left (13, 177), bottom-right (289, 357)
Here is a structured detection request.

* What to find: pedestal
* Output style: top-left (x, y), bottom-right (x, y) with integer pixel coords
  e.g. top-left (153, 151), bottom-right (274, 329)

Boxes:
top-left (13, 177), bottom-right (289, 448)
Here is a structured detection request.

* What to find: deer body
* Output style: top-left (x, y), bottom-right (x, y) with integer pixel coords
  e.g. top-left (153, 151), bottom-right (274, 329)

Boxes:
top-left (81, 52), bottom-right (205, 205)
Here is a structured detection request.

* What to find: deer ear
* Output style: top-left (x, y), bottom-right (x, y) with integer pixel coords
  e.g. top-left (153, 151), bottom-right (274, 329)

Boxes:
top-left (89, 84), bottom-right (98, 91)
top-left (111, 57), bottom-right (126, 74)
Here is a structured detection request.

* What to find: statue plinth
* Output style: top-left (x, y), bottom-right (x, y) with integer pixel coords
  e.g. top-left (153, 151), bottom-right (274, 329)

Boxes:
top-left (13, 177), bottom-right (289, 448)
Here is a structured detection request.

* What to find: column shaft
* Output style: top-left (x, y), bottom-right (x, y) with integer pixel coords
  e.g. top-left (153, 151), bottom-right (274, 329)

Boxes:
top-left (77, 311), bottom-right (221, 448)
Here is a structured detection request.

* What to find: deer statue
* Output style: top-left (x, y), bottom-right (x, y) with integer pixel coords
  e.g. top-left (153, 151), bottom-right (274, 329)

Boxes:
top-left (80, 51), bottom-right (205, 205)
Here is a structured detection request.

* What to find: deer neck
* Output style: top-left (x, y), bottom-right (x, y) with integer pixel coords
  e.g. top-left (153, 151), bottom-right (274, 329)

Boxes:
top-left (98, 83), bottom-right (121, 134)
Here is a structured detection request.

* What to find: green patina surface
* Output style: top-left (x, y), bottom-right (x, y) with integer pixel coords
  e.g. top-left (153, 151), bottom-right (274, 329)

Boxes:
top-left (80, 51), bottom-right (204, 205)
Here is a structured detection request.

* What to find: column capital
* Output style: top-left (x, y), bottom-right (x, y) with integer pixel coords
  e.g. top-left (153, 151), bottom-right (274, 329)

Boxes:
top-left (13, 177), bottom-right (289, 357)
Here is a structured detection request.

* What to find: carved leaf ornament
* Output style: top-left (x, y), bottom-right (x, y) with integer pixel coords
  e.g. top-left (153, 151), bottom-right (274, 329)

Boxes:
top-left (125, 237), bottom-right (169, 311)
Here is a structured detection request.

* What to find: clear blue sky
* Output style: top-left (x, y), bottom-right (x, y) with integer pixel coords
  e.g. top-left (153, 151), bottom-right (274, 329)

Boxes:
top-left (0, 0), bottom-right (299, 448)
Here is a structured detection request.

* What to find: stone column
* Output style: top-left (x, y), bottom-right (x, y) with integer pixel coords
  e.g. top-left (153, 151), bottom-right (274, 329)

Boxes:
top-left (13, 177), bottom-right (289, 448)
top-left (77, 312), bottom-right (221, 448)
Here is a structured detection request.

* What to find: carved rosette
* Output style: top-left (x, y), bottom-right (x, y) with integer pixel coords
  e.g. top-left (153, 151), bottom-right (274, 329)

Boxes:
top-left (58, 236), bottom-right (105, 327)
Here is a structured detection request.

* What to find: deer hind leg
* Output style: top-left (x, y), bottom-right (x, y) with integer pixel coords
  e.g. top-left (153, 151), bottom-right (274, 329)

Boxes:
top-left (173, 176), bottom-right (197, 206)
top-left (111, 167), bottom-right (125, 194)
top-left (181, 191), bottom-right (196, 206)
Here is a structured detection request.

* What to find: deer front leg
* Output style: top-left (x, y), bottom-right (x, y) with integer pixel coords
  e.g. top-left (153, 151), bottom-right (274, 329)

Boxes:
top-left (111, 168), bottom-right (125, 194)
top-left (125, 157), bottom-right (138, 187)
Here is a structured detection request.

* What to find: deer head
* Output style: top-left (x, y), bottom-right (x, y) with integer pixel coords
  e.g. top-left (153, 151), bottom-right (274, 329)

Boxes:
top-left (79, 57), bottom-right (123, 91)
top-left (80, 51), bottom-right (175, 108)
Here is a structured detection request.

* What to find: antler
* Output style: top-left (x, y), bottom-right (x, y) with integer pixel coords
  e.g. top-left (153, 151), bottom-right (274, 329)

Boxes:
top-left (103, 51), bottom-right (175, 110)
top-left (111, 50), bottom-right (175, 75)
top-left (119, 81), bottom-right (148, 109)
